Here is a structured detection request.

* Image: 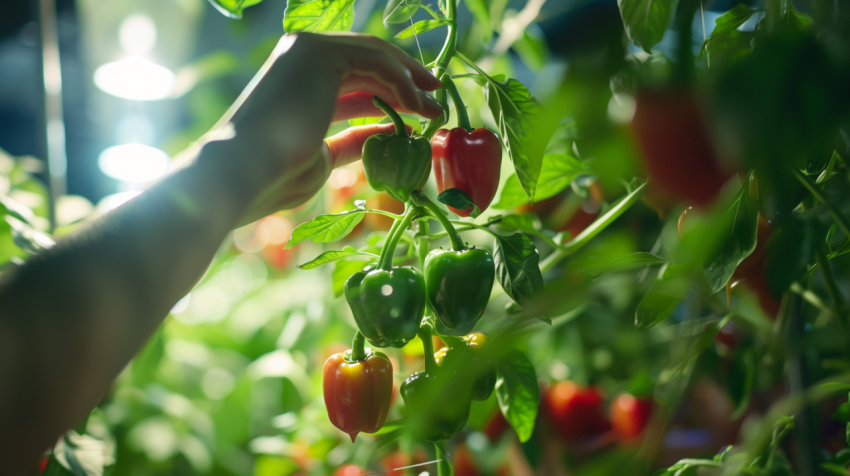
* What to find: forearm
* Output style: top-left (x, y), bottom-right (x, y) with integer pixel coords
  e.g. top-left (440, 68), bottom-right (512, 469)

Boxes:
top-left (0, 135), bottom-right (263, 474)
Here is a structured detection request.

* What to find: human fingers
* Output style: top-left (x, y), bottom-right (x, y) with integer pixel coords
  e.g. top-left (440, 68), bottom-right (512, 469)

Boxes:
top-left (333, 90), bottom-right (442, 122)
top-left (321, 33), bottom-right (441, 91)
top-left (325, 123), bottom-right (415, 168)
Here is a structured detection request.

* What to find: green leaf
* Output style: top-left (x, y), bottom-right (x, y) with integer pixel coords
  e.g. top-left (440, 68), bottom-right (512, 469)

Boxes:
top-left (383, 0), bottom-right (423, 24)
top-left (703, 178), bottom-right (759, 293)
top-left (437, 188), bottom-right (481, 218)
top-left (635, 264), bottom-right (690, 329)
top-left (394, 19), bottom-right (448, 38)
top-left (493, 233), bottom-right (543, 304)
top-left (207, 0), bottom-right (264, 19)
top-left (512, 30), bottom-right (548, 72)
top-left (284, 0), bottom-right (356, 33)
top-left (727, 344), bottom-right (754, 419)
top-left (458, 55), bottom-right (545, 202)
top-left (485, 77), bottom-right (545, 201)
top-left (462, 0), bottom-right (491, 42)
top-left (699, 5), bottom-right (759, 68)
top-left (287, 210), bottom-right (365, 248)
top-left (496, 214), bottom-right (536, 234)
top-left (332, 259), bottom-right (375, 297)
top-left (297, 247), bottom-right (378, 269)
top-left (495, 350), bottom-right (539, 443)
top-left (832, 402), bottom-right (850, 423)
top-left (492, 153), bottom-right (585, 209)
top-left (586, 252), bottom-right (666, 277)
top-left (617, 0), bottom-right (679, 52)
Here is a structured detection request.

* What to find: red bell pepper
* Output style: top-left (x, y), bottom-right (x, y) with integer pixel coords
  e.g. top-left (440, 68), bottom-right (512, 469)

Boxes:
top-left (431, 75), bottom-right (501, 217)
top-left (323, 332), bottom-right (393, 442)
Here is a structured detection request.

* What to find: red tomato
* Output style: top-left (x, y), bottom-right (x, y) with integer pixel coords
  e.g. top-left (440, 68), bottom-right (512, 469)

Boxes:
top-left (630, 88), bottom-right (733, 208)
top-left (543, 381), bottom-right (611, 440)
top-left (452, 444), bottom-right (481, 476)
top-left (483, 408), bottom-right (511, 442)
top-left (333, 464), bottom-right (367, 476)
top-left (381, 451), bottom-right (409, 476)
top-left (610, 394), bottom-right (653, 440)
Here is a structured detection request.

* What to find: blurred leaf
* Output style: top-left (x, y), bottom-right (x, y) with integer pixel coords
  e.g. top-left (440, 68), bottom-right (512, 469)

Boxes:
top-left (493, 153), bottom-right (585, 209)
top-left (463, 0), bottom-right (492, 42)
top-left (703, 178), bottom-right (759, 293)
top-left (728, 343), bottom-right (755, 419)
top-left (699, 4), bottom-right (758, 67)
top-left (207, 0), bottom-right (264, 19)
top-left (512, 29), bottom-right (548, 72)
top-left (617, 0), bottom-right (679, 52)
top-left (495, 350), bottom-right (539, 443)
top-left (297, 247), bottom-right (378, 269)
top-left (586, 252), bottom-right (666, 278)
top-left (496, 214), bottom-right (536, 234)
top-left (459, 55), bottom-right (544, 201)
top-left (7, 216), bottom-right (54, 253)
top-left (635, 264), bottom-right (690, 329)
top-left (627, 369), bottom-right (656, 397)
top-left (349, 116), bottom-right (387, 127)
top-left (384, 0), bottom-right (423, 24)
top-left (332, 259), bottom-right (375, 297)
top-left (287, 210), bottom-right (365, 248)
top-left (493, 233), bottom-right (543, 304)
top-left (437, 188), bottom-right (481, 217)
top-left (284, 0), bottom-right (355, 33)
top-left (131, 328), bottom-right (165, 386)
top-left (832, 402), bottom-right (850, 423)
top-left (53, 433), bottom-right (108, 476)
top-left (372, 419), bottom-right (406, 435)
top-left (395, 19), bottom-right (448, 38)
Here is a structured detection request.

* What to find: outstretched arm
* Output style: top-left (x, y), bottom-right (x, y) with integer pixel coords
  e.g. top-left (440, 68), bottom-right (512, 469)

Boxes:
top-left (0, 33), bottom-right (440, 475)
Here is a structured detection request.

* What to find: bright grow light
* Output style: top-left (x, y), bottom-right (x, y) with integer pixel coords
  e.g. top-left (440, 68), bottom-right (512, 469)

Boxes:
top-left (94, 57), bottom-right (175, 101)
top-left (98, 143), bottom-right (170, 183)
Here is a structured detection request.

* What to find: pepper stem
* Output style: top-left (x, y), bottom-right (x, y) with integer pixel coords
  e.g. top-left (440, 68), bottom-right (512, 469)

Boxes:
top-left (380, 204), bottom-right (420, 271)
top-left (434, 441), bottom-right (453, 476)
top-left (350, 330), bottom-right (367, 361)
top-left (438, 334), bottom-right (465, 349)
top-left (441, 74), bottom-right (471, 131)
top-left (422, 86), bottom-right (449, 139)
top-left (372, 96), bottom-right (409, 138)
top-left (419, 323), bottom-right (438, 374)
top-left (412, 190), bottom-right (465, 251)
top-left (433, 0), bottom-right (458, 72)
top-left (378, 204), bottom-right (407, 270)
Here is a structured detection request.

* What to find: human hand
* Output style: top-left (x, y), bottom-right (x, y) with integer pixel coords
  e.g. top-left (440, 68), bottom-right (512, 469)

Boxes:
top-left (201, 32), bottom-right (442, 221)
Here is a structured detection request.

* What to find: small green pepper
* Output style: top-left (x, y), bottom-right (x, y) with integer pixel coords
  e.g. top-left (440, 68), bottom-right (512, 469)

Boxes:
top-left (401, 325), bottom-right (472, 442)
top-left (434, 332), bottom-right (496, 401)
top-left (361, 96), bottom-right (432, 203)
top-left (344, 204), bottom-right (425, 348)
top-left (424, 246), bottom-right (495, 330)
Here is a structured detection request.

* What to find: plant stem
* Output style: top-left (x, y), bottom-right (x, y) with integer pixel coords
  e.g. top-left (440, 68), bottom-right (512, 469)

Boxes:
top-left (539, 182), bottom-right (646, 273)
top-left (378, 206), bottom-right (407, 269)
top-left (441, 74), bottom-right (471, 131)
top-left (787, 293), bottom-right (818, 476)
top-left (381, 204), bottom-right (420, 270)
top-left (373, 96), bottom-right (409, 138)
top-left (413, 190), bottom-right (465, 251)
top-left (364, 209), bottom-right (405, 220)
top-left (794, 169), bottom-right (850, 240)
top-left (422, 86), bottom-right (449, 139)
top-left (434, 441), bottom-right (453, 476)
top-left (419, 323), bottom-right (437, 374)
top-left (438, 334), bottom-right (465, 348)
top-left (433, 0), bottom-right (458, 72)
top-left (350, 330), bottom-right (367, 361)
top-left (816, 248), bottom-right (849, 349)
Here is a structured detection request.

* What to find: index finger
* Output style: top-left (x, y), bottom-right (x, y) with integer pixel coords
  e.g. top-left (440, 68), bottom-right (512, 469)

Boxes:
top-left (324, 33), bottom-right (441, 91)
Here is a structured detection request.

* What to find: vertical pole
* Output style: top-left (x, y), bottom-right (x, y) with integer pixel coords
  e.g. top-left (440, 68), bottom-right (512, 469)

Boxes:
top-left (38, 0), bottom-right (66, 230)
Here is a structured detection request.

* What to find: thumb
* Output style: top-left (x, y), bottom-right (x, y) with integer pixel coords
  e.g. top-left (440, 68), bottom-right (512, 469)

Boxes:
top-left (325, 123), bottom-right (416, 169)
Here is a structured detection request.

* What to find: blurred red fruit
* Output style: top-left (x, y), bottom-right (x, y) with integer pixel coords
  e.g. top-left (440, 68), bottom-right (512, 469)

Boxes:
top-left (611, 394), bottom-right (653, 440)
top-left (543, 381), bottom-right (611, 440)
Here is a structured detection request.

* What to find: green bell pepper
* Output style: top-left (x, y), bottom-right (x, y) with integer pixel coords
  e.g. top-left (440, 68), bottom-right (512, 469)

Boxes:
top-left (401, 325), bottom-right (472, 442)
top-left (411, 191), bottom-right (496, 332)
top-left (361, 96), bottom-right (432, 203)
top-left (344, 204), bottom-right (426, 348)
